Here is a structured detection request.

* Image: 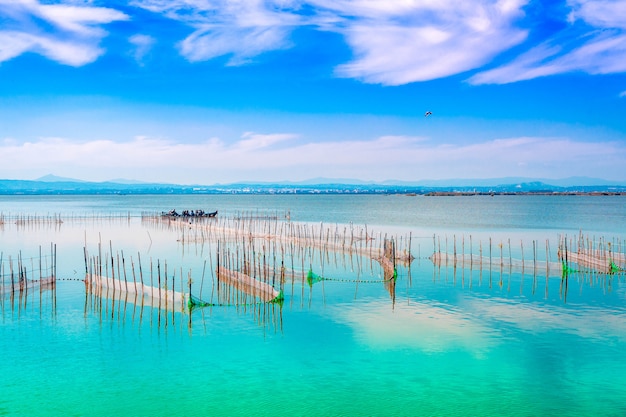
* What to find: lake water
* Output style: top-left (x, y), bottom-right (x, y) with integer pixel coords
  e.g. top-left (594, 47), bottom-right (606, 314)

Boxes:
top-left (1, 194), bottom-right (625, 416)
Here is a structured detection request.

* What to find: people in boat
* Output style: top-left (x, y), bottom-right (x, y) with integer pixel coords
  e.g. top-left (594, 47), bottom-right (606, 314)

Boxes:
top-left (167, 209), bottom-right (215, 217)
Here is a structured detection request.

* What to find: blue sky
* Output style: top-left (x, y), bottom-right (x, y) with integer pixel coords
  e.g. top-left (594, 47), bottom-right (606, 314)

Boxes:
top-left (1, 0), bottom-right (625, 184)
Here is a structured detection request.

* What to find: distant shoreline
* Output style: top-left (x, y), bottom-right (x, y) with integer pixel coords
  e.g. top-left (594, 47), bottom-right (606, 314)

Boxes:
top-left (2, 177), bottom-right (626, 196)
top-left (422, 191), bottom-right (626, 196)
top-left (1, 190), bottom-right (625, 197)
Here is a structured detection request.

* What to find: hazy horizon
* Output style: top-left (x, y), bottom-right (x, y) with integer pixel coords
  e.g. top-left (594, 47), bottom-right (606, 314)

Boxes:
top-left (2, 173), bottom-right (624, 189)
top-left (1, 1), bottom-right (625, 184)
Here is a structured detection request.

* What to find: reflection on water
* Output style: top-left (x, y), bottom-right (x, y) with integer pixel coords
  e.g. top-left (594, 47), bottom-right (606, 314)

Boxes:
top-left (466, 296), bottom-right (626, 343)
top-left (334, 299), bottom-right (501, 357)
top-left (2, 212), bottom-right (624, 333)
top-left (81, 286), bottom-right (285, 336)
top-left (1, 196), bottom-right (626, 416)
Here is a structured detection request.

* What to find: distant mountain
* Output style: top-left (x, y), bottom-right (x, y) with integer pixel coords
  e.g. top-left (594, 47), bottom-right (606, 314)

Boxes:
top-left (381, 176), bottom-right (623, 188)
top-left (36, 174), bottom-right (86, 183)
top-left (538, 176), bottom-right (620, 187)
top-left (257, 176), bottom-right (625, 188)
top-left (287, 177), bottom-right (371, 185)
top-left (228, 177), bottom-right (371, 186)
top-left (0, 178), bottom-right (186, 195)
top-left (36, 174), bottom-right (146, 185)
top-left (1, 175), bottom-right (624, 195)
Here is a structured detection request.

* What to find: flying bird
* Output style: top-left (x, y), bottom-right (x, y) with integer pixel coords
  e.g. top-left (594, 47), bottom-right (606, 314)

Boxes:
top-left (424, 111), bottom-right (432, 117)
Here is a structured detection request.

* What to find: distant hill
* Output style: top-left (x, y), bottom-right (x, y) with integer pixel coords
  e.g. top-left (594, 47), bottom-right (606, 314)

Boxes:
top-left (1, 176), bottom-right (625, 195)
top-left (36, 174), bottom-right (86, 183)
top-left (375, 176), bottom-right (621, 188)
top-left (36, 174), bottom-right (145, 185)
top-left (265, 176), bottom-right (624, 188)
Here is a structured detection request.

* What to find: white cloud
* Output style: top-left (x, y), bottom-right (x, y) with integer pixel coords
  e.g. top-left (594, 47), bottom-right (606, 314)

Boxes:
top-left (132, 0), bottom-right (301, 64)
top-left (129, 34), bottom-right (155, 64)
top-left (2, 133), bottom-right (625, 183)
top-left (179, 25), bottom-right (293, 65)
top-left (0, 0), bottom-right (128, 66)
top-left (132, 0), bottom-right (532, 84)
top-left (0, 29), bottom-right (102, 66)
top-left (471, 0), bottom-right (626, 84)
top-left (470, 31), bottom-right (626, 84)
top-left (2, 0), bottom-right (626, 86)
top-left (312, 0), bottom-right (529, 85)
top-left (36, 2), bottom-right (127, 37)
top-left (236, 132), bottom-right (298, 150)
top-left (620, 90), bottom-right (626, 98)
top-left (125, 0), bottom-right (626, 86)
top-left (0, 31), bottom-right (36, 62)
top-left (567, 0), bottom-right (626, 29)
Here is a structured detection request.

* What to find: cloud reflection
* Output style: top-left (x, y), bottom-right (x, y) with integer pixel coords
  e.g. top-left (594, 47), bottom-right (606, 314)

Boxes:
top-left (465, 296), bottom-right (626, 343)
top-left (333, 290), bottom-right (626, 356)
top-left (334, 299), bottom-right (499, 357)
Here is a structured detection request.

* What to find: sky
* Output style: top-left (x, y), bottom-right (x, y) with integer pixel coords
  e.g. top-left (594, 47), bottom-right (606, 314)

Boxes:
top-left (1, 0), bottom-right (626, 185)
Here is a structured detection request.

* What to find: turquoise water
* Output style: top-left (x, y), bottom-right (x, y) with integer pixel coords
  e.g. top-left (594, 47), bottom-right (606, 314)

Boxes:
top-left (1, 195), bottom-right (625, 416)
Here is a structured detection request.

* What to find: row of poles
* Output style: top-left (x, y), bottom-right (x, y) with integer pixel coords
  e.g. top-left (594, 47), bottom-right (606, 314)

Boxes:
top-left (1, 212), bottom-right (135, 222)
top-left (6, 213), bottom-right (625, 320)
top-left (148, 213), bottom-right (410, 307)
top-left (143, 211), bottom-right (412, 314)
top-left (84, 246), bottom-right (190, 333)
top-left (83, 238), bottom-right (285, 333)
top-left (0, 244), bottom-right (57, 315)
top-left (429, 233), bottom-right (626, 301)
top-left (431, 232), bottom-right (626, 274)
top-left (149, 212), bottom-right (414, 274)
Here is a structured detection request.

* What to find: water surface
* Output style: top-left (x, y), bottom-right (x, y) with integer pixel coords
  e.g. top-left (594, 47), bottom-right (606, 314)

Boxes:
top-left (1, 195), bottom-right (625, 416)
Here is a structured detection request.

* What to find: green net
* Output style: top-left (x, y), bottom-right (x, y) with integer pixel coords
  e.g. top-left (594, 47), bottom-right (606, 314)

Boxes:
top-left (188, 291), bottom-right (284, 309)
top-left (562, 260), bottom-right (625, 276)
top-left (187, 294), bottom-right (219, 308)
top-left (561, 261), bottom-right (579, 275)
top-left (609, 261), bottom-right (623, 274)
top-left (307, 270), bottom-right (325, 286)
top-left (307, 269), bottom-right (397, 286)
top-left (271, 290), bottom-right (285, 303)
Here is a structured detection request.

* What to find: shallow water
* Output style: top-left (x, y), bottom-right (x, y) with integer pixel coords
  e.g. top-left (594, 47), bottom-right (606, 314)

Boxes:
top-left (1, 195), bottom-right (625, 416)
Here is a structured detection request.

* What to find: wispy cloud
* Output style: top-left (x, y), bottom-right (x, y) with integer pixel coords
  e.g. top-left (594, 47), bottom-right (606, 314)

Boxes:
top-left (3, 0), bottom-right (626, 87)
top-left (0, 0), bottom-right (128, 66)
top-left (129, 34), bottom-right (155, 65)
top-left (567, 0), bottom-right (626, 29)
top-left (470, 0), bottom-right (626, 84)
top-left (132, 0), bottom-right (301, 65)
top-left (312, 0), bottom-right (529, 85)
top-left (2, 133), bottom-right (625, 183)
top-left (470, 31), bottom-right (626, 84)
top-left (133, 0), bottom-right (530, 84)
top-left (235, 132), bottom-right (298, 151)
top-left (179, 25), bottom-right (293, 65)
top-left (124, 0), bottom-right (626, 86)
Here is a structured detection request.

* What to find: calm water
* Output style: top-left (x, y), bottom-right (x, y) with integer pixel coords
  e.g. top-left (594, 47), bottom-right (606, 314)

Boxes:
top-left (1, 195), bottom-right (625, 416)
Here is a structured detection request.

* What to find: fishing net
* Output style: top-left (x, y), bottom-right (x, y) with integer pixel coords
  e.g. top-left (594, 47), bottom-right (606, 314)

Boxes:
top-left (187, 290), bottom-right (283, 309)
top-left (306, 269), bottom-right (396, 286)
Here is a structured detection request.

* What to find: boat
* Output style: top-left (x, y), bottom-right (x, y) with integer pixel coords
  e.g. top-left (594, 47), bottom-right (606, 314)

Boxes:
top-left (161, 209), bottom-right (218, 218)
